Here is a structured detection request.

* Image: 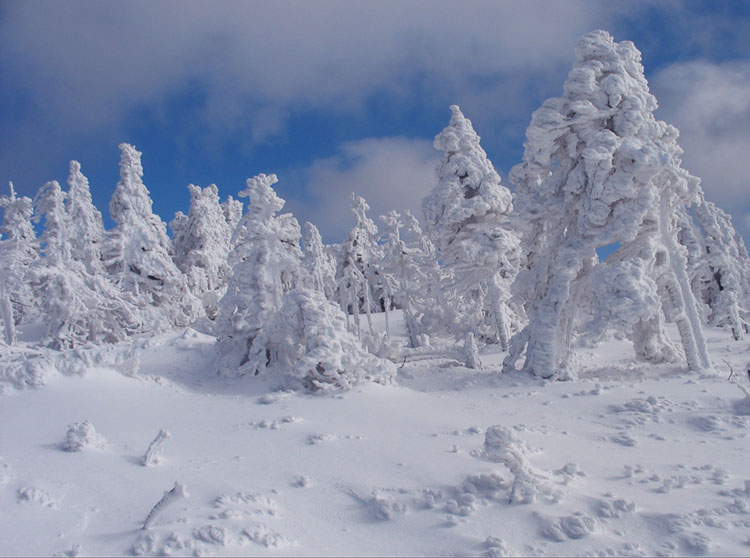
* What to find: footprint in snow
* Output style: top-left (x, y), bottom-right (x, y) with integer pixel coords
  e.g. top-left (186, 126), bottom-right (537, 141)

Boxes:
top-left (17, 486), bottom-right (60, 508)
top-left (611, 432), bottom-right (638, 446)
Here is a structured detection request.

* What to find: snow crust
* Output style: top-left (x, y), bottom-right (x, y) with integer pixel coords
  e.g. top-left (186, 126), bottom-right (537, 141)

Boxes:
top-left (2, 312), bottom-right (750, 557)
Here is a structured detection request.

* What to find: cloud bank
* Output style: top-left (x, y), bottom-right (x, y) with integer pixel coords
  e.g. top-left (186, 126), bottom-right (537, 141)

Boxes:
top-left (652, 60), bottom-right (750, 239)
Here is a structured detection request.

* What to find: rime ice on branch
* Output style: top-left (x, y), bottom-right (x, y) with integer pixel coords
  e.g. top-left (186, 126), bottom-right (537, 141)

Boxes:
top-left (423, 105), bottom-right (520, 349)
top-left (505, 30), bottom-right (709, 379)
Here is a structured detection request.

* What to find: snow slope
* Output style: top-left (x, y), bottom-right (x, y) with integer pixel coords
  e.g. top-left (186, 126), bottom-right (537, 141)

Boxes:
top-left (2, 313), bottom-right (750, 557)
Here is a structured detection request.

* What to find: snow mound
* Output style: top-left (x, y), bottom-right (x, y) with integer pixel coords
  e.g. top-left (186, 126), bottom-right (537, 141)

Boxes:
top-left (62, 420), bottom-right (107, 452)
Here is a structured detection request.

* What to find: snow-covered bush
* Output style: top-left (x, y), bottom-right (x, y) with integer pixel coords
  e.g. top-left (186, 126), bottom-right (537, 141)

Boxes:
top-left (102, 144), bottom-right (200, 328)
top-left (244, 287), bottom-right (396, 393)
top-left (505, 30), bottom-right (709, 378)
top-left (216, 174), bottom-right (303, 370)
top-left (423, 105), bottom-right (520, 349)
top-left (63, 420), bottom-right (107, 452)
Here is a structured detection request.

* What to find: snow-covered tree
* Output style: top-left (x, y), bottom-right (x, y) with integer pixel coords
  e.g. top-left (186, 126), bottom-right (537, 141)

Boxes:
top-left (171, 184), bottom-right (233, 318)
top-left (216, 173), bottom-right (303, 370)
top-left (102, 143), bottom-right (199, 328)
top-left (337, 194), bottom-right (385, 338)
top-left (302, 222), bottom-right (337, 300)
top-left (32, 181), bottom-right (139, 349)
top-left (244, 287), bottom-right (396, 392)
top-left (505, 30), bottom-right (709, 379)
top-left (423, 105), bottom-right (520, 349)
top-left (0, 182), bottom-right (39, 341)
top-left (379, 210), bottom-right (441, 347)
top-left (687, 193), bottom-right (750, 340)
top-left (65, 161), bottom-right (106, 275)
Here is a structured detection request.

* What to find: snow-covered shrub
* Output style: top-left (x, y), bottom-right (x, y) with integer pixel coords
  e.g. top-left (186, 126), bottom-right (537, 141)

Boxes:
top-left (477, 425), bottom-right (556, 504)
top-left (102, 143), bottom-right (200, 329)
top-left (216, 174), bottom-right (303, 370)
top-left (505, 30), bottom-right (709, 378)
top-left (244, 287), bottom-right (396, 393)
top-left (63, 420), bottom-right (107, 452)
top-left (423, 105), bottom-right (520, 348)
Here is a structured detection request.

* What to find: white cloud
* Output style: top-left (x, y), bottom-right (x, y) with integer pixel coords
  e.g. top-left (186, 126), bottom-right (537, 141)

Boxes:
top-left (651, 60), bottom-right (750, 242)
top-left (287, 137), bottom-right (439, 242)
top-left (0, 1), bottom-right (614, 140)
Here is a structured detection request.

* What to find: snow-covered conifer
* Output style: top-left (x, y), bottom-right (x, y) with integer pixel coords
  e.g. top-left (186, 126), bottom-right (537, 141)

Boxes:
top-left (0, 182), bottom-right (39, 339)
top-left (244, 287), bottom-right (396, 392)
top-left (102, 143), bottom-right (199, 328)
top-left (688, 194), bottom-right (750, 339)
top-left (171, 184), bottom-right (233, 318)
top-left (302, 222), bottom-right (337, 300)
top-left (216, 173), bottom-right (302, 369)
top-left (32, 181), bottom-right (139, 348)
top-left (505, 30), bottom-right (709, 378)
top-left (423, 105), bottom-right (520, 348)
top-left (65, 161), bottom-right (106, 275)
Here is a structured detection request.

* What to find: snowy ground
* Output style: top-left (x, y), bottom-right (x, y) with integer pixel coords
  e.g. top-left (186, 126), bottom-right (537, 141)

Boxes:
top-left (2, 312), bottom-right (750, 557)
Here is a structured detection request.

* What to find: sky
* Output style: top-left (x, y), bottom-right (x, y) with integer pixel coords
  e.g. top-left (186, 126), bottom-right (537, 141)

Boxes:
top-left (0, 0), bottom-right (749, 245)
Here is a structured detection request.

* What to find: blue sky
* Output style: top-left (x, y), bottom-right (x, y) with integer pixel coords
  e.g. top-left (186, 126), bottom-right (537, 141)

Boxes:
top-left (1, 1), bottom-right (749, 245)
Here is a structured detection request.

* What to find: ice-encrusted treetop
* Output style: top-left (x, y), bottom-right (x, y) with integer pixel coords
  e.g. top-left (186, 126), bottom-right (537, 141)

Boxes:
top-left (511, 29), bottom-right (699, 249)
top-left (424, 105), bottom-right (512, 252)
top-left (66, 161), bottom-right (106, 274)
top-left (0, 182), bottom-right (36, 247)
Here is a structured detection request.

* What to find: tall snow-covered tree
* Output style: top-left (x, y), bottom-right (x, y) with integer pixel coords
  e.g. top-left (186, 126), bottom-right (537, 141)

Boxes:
top-left (337, 194), bottom-right (385, 338)
top-left (423, 105), bottom-right (520, 349)
top-left (302, 222), bottom-right (337, 300)
top-left (171, 184), bottom-right (233, 318)
top-left (65, 161), bottom-right (106, 275)
top-left (686, 193), bottom-right (750, 340)
top-left (32, 181), bottom-right (139, 348)
top-left (505, 30), bottom-right (709, 379)
top-left (216, 173), bottom-right (303, 371)
top-left (379, 210), bottom-right (441, 347)
top-left (102, 143), bottom-right (199, 328)
top-left (0, 182), bottom-right (39, 340)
